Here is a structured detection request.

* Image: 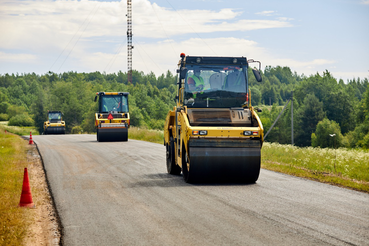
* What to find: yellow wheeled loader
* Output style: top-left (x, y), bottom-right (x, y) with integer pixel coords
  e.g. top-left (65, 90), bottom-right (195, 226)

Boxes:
top-left (164, 53), bottom-right (264, 183)
top-left (44, 111), bottom-right (66, 134)
top-left (94, 92), bottom-right (130, 142)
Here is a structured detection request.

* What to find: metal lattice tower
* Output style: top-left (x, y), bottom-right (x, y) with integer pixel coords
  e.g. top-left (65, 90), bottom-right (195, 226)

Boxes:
top-left (127, 0), bottom-right (133, 83)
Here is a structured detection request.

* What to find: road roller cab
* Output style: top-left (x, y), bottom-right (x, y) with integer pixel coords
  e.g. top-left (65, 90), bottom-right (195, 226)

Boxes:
top-left (94, 92), bottom-right (130, 142)
top-left (44, 111), bottom-right (66, 134)
top-left (164, 54), bottom-right (264, 183)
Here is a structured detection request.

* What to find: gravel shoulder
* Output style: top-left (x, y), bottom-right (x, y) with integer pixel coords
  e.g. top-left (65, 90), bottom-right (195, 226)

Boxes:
top-left (24, 143), bottom-right (61, 246)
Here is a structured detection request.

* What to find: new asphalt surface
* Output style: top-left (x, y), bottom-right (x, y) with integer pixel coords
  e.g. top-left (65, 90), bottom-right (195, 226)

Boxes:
top-left (32, 134), bottom-right (369, 246)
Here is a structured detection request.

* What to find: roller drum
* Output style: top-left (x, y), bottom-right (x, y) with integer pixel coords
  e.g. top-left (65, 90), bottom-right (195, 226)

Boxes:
top-left (45, 126), bottom-right (65, 134)
top-left (97, 128), bottom-right (128, 142)
top-left (185, 139), bottom-right (261, 183)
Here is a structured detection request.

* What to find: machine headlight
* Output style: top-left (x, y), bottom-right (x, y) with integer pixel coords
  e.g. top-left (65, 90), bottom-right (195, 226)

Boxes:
top-left (244, 131), bottom-right (258, 136)
top-left (193, 130), bottom-right (207, 135)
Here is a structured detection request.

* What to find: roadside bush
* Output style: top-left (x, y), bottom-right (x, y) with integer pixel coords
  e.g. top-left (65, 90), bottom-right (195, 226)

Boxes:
top-left (7, 105), bottom-right (27, 119)
top-left (8, 114), bottom-right (34, 127)
top-left (71, 125), bottom-right (83, 134)
top-left (358, 133), bottom-right (369, 149)
top-left (0, 113), bottom-right (9, 121)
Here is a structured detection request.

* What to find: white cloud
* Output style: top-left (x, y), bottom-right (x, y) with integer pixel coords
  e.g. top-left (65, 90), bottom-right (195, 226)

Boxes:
top-left (133, 2), bottom-right (291, 38)
top-left (2, 0), bottom-right (358, 81)
top-left (256, 10), bottom-right (276, 16)
top-left (90, 37), bottom-right (340, 81)
top-left (331, 71), bottom-right (369, 82)
top-left (0, 52), bottom-right (38, 63)
top-left (266, 58), bottom-right (336, 76)
top-left (0, 0), bottom-right (294, 74)
top-left (278, 17), bottom-right (294, 22)
top-left (361, 0), bottom-right (369, 4)
top-left (0, 0), bottom-right (292, 50)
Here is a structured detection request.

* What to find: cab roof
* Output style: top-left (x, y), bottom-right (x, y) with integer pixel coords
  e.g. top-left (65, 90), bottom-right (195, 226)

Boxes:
top-left (96, 92), bottom-right (129, 96)
top-left (183, 56), bottom-right (248, 66)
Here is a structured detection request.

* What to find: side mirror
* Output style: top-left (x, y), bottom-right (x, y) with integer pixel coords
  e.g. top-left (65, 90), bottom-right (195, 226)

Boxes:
top-left (253, 107), bottom-right (262, 112)
top-left (94, 95), bottom-right (97, 102)
top-left (252, 68), bottom-right (262, 82)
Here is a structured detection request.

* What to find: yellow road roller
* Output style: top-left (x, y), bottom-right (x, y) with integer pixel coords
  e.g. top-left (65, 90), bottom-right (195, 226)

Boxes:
top-left (164, 54), bottom-right (264, 183)
top-left (44, 111), bottom-right (66, 134)
top-left (94, 92), bottom-right (130, 142)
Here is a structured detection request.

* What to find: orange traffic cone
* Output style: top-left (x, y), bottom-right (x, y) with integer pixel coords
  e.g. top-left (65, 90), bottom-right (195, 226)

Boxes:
top-left (19, 168), bottom-right (35, 208)
top-left (29, 132), bottom-right (34, 145)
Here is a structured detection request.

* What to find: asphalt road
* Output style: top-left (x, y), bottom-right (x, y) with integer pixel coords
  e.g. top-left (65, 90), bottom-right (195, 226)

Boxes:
top-left (32, 134), bottom-right (369, 246)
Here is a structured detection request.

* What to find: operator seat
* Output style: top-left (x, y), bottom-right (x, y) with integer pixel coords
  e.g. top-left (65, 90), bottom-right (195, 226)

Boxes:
top-left (225, 70), bottom-right (245, 92)
top-left (209, 73), bottom-right (226, 89)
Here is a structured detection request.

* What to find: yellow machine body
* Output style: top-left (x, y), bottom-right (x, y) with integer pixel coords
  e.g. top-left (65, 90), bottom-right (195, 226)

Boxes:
top-left (164, 54), bottom-right (264, 183)
top-left (94, 92), bottom-right (130, 142)
top-left (44, 111), bottom-right (66, 134)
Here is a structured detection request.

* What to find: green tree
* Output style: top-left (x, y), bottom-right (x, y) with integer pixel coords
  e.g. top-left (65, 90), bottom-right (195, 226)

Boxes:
top-left (295, 94), bottom-right (325, 146)
top-left (31, 87), bottom-right (46, 134)
top-left (261, 80), bottom-right (279, 105)
top-left (324, 89), bottom-right (354, 134)
top-left (0, 88), bottom-right (9, 103)
top-left (345, 87), bottom-right (369, 147)
top-left (0, 101), bottom-right (10, 114)
top-left (311, 118), bottom-right (343, 148)
top-left (250, 87), bottom-right (262, 106)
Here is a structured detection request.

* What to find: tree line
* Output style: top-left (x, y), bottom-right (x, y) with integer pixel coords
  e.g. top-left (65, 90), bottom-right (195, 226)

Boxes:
top-left (0, 66), bottom-right (368, 148)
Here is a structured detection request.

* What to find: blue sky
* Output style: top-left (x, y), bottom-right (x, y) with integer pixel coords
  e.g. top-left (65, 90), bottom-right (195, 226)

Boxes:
top-left (0, 0), bottom-right (368, 82)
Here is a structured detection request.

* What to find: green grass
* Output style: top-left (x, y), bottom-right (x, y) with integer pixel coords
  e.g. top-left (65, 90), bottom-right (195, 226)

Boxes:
top-left (128, 128), bottom-right (369, 192)
top-left (129, 126), bottom-right (164, 144)
top-left (0, 121), bottom-right (39, 136)
top-left (262, 142), bottom-right (369, 193)
top-left (0, 128), bottom-right (32, 245)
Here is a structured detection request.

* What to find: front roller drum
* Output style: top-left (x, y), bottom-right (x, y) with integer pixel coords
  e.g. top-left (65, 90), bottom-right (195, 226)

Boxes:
top-left (182, 146), bottom-right (261, 183)
top-left (44, 126), bottom-right (65, 135)
top-left (97, 127), bottom-right (128, 142)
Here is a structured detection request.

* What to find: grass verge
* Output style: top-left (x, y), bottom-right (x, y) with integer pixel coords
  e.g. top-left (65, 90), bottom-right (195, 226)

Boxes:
top-left (129, 126), bottom-right (164, 144)
top-left (262, 142), bottom-right (369, 193)
top-left (0, 128), bottom-right (32, 245)
top-left (0, 121), bottom-right (39, 136)
top-left (129, 128), bottom-right (369, 193)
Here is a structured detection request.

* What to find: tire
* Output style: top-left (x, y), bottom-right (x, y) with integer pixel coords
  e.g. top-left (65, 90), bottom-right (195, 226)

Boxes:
top-left (182, 143), bottom-right (197, 183)
top-left (96, 128), bottom-right (100, 142)
top-left (122, 129), bottom-right (128, 142)
top-left (166, 137), bottom-right (181, 175)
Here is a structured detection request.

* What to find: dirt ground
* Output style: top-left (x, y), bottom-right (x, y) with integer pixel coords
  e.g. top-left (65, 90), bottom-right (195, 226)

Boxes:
top-left (24, 143), bottom-right (61, 246)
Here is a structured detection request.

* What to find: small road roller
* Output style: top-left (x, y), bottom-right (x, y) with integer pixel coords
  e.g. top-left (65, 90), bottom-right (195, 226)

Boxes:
top-left (164, 54), bottom-right (264, 183)
top-left (44, 111), bottom-right (66, 134)
top-left (94, 92), bottom-right (130, 142)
